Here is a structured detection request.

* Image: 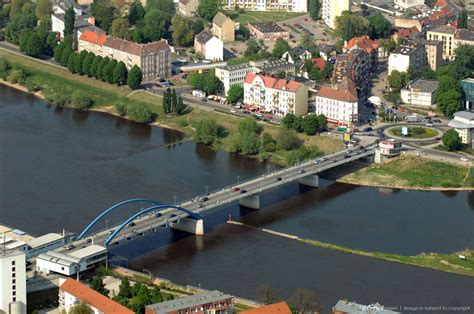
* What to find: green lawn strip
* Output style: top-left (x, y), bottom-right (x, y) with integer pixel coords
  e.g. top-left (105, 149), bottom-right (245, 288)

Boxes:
top-left (299, 238), bottom-right (474, 277)
top-left (388, 126), bottom-right (438, 139)
top-left (224, 10), bottom-right (305, 24)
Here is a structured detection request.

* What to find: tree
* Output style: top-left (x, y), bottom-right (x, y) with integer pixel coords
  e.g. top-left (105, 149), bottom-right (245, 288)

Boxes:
top-left (197, 0), bottom-right (222, 20)
top-left (118, 277), bottom-right (132, 298)
top-left (261, 132), bottom-right (276, 152)
top-left (289, 289), bottom-right (320, 313)
top-left (90, 277), bottom-right (109, 296)
top-left (112, 61), bottom-right (127, 85)
top-left (335, 11), bottom-right (370, 41)
top-left (316, 114), bottom-right (327, 130)
top-left (203, 73), bottom-right (223, 94)
top-left (128, 0), bottom-right (145, 25)
top-left (309, 66), bottom-right (322, 81)
top-left (81, 52), bottom-right (95, 77)
top-left (5, 13), bottom-right (36, 44)
top-left (163, 88), bottom-right (171, 114)
top-left (146, 0), bottom-right (175, 22)
top-left (104, 59), bottom-right (117, 83)
top-left (299, 33), bottom-right (313, 50)
top-left (274, 70), bottom-right (286, 79)
top-left (64, 6), bottom-right (75, 37)
top-left (276, 128), bottom-right (301, 150)
top-left (127, 65), bottom-right (142, 89)
top-left (175, 96), bottom-right (187, 115)
top-left (110, 18), bottom-right (130, 39)
top-left (442, 129), bottom-right (462, 151)
top-left (128, 103), bottom-right (155, 123)
top-left (70, 302), bottom-right (93, 314)
top-left (435, 76), bottom-right (460, 100)
top-left (302, 114), bottom-right (319, 135)
top-left (367, 14), bottom-right (391, 39)
top-left (272, 38), bottom-right (290, 58)
top-left (90, 0), bottom-right (117, 32)
top-left (239, 117), bottom-right (261, 135)
top-left (35, 0), bottom-right (52, 19)
top-left (309, 0), bottom-right (320, 20)
top-left (257, 284), bottom-right (281, 304)
top-left (240, 132), bottom-right (260, 154)
top-left (171, 89), bottom-right (177, 113)
top-left (194, 118), bottom-right (219, 145)
top-left (245, 38), bottom-right (259, 57)
top-left (437, 90), bottom-right (462, 118)
top-left (449, 45), bottom-right (474, 80)
top-left (172, 15), bottom-right (199, 47)
top-left (226, 85), bottom-right (244, 104)
top-left (90, 55), bottom-right (103, 77)
top-left (387, 70), bottom-right (409, 92)
top-left (97, 57), bottom-right (110, 80)
top-left (67, 52), bottom-right (78, 73)
top-left (458, 10), bottom-right (468, 29)
top-left (144, 9), bottom-right (167, 42)
top-left (9, 0), bottom-right (28, 18)
top-left (283, 113), bottom-right (296, 129)
top-left (75, 50), bottom-right (88, 74)
top-left (60, 46), bottom-right (73, 66)
top-left (24, 32), bottom-right (44, 57)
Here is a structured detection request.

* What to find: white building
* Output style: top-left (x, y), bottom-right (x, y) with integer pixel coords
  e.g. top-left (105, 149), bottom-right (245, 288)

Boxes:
top-left (394, 0), bottom-right (424, 9)
top-left (224, 0), bottom-right (307, 12)
top-left (388, 45), bottom-right (426, 75)
top-left (322, 0), bottom-right (350, 29)
top-left (36, 245), bottom-right (107, 276)
top-left (400, 79), bottom-right (439, 107)
top-left (281, 47), bottom-right (312, 64)
top-left (194, 30), bottom-right (224, 61)
top-left (244, 73), bottom-right (308, 117)
top-left (0, 250), bottom-right (27, 314)
top-left (315, 80), bottom-right (360, 127)
top-left (448, 111), bottom-right (474, 147)
top-left (59, 278), bottom-right (134, 314)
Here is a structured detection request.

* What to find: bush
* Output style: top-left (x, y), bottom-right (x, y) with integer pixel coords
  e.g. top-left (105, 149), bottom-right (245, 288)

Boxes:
top-left (194, 118), bottom-right (219, 145)
top-left (44, 87), bottom-right (71, 107)
top-left (276, 128), bottom-right (301, 151)
top-left (7, 68), bottom-right (27, 84)
top-left (127, 102), bottom-right (155, 123)
top-left (442, 129), bottom-right (462, 151)
top-left (286, 146), bottom-right (321, 165)
top-left (115, 103), bottom-right (127, 116)
top-left (25, 79), bottom-right (40, 93)
top-left (0, 58), bottom-right (10, 79)
top-left (71, 91), bottom-right (94, 109)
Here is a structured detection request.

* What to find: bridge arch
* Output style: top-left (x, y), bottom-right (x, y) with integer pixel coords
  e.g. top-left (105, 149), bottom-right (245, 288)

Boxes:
top-left (104, 204), bottom-right (202, 246)
top-left (77, 199), bottom-right (164, 240)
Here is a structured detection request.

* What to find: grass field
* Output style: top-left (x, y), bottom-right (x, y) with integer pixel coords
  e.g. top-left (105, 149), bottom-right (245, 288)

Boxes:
top-left (388, 126), bottom-right (438, 139)
top-left (300, 238), bottom-right (474, 277)
top-left (224, 10), bottom-right (305, 24)
top-left (339, 155), bottom-right (473, 188)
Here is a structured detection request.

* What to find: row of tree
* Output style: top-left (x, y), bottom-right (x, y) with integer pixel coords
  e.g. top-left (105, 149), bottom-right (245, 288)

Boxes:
top-left (283, 113), bottom-right (328, 136)
top-left (162, 88), bottom-right (187, 115)
top-left (19, 29), bottom-right (56, 57)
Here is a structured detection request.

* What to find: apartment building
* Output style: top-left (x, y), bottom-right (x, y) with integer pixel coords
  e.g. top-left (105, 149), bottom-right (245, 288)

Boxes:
top-left (427, 25), bottom-right (457, 61)
top-left (344, 36), bottom-right (380, 73)
top-left (178, 0), bottom-right (198, 16)
top-left (146, 291), bottom-right (234, 314)
top-left (212, 12), bottom-right (235, 43)
top-left (455, 29), bottom-right (474, 47)
top-left (400, 79), bottom-right (439, 107)
top-left (224, 0), bottom-right (307, 12)
top-left (194, 30), bottom-right (224, 61)
top-left (461, 78), bottom-right (474, 110)
top-left (315, 79), bottom-right (360, 127)
top-left (0, 250), bottom-right (26, 314)
top-left (322, 0), bottom-right (350, 29)
top-left (244, 73), bottom-right (308, 117)
top-left (247, 22), bottom-right (290, 41)
top-left (388, 44), bottom-right (427, 75)
top-left (78, 30), bottom-right (172, 81)
top-left (216, 59), bottom-right (296, 95)
top-left (333, 49), bottom-right (370, 101)
top-left (448, 111), bottom-right (474, 147)
top-left (424, 40), bottom-right (443, 70)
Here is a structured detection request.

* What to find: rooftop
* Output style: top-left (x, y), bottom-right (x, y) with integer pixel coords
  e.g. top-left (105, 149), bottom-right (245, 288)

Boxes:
top-left (69, 244), bottom-right (107, 259)
top-left (146, 290), bottom-right (233, 313)
top-left (213, 12), bottom-right (233, 27)
top-left (317, 80), bottom-right (358, 103)
top-left (79, 30), bottom-right (108, 45)
top-left (27, 233), bottom-right (64, 249)
top-left (241, 301), bottom-right (292, 314)
top-left (455, 29), bottom-right (474, 42)
top-left (429, 24), bottom-right (457, 35)
top-left (393, 45), bottom-right (421, 55)
top-left (0, 249), bottom-right (25, 259)
top-left (345, 36), bottom-right (379, 54)
top-left (195, 29), bottom-right (215, 44)
top-left (333, 300), bottom-right (400, 314)
top-left (244, 73), bottom-right (305, 93)
top-left (60, 278), bottom-right (134, 313)
top-left (37, 251), bottom-right (80, 267)
top-left (248, 22), bottom-right (286, 34)
top-left (405, 78), bottom-right (439, 93)
top-left (462, 78), bottom-right (474, 84)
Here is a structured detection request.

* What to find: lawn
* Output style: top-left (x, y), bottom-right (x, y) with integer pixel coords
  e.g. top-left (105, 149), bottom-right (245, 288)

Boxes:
top-left (388, 126), bottom-right (438, 139)
top-left (339, 155), bottom-right (472, 188)
top-left (224, 10), bottom-right (305, 25)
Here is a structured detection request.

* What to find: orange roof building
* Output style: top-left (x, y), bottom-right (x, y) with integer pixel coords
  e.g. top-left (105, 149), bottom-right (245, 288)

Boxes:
top-left (311, 57), bottom-right (326, 71)
top-left (241, 301), bottom-right (292, 314)
top-left (59, 278), bottom-right (134, 314)
top-left (344, 36), bottom-right (379, 54)
top-left (79, 30), bottom-right (107, 45)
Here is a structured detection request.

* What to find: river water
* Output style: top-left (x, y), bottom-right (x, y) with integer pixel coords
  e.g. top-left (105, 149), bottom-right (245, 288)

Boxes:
top-left (1, 85), bottom-right (473, 312)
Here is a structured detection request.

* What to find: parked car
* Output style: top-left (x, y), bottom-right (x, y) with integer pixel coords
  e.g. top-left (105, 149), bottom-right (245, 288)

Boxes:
top-left (198, 203), bottom-right (203, 208)
top-left (425, 123), bottom-right (434, 127)
top-left (363, 127), bottom-right (373, 132)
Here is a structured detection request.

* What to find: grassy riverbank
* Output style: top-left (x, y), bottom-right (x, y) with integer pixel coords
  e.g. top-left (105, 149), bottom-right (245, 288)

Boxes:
top-left (338, 155), bottom-right (473, 189)
top-left (299, 238), bottom-right (474, 277)
top-left (0, 49), bottom-right (343, 165)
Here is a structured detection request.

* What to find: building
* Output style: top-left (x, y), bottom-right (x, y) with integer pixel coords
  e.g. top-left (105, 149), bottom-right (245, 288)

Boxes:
top-left (401, 79), bottom-right (439, 107)
top-left (394, 0), bottom-right (424, 9)
top-left (0, 250), bottom-right (26, 314)
top-left (78, 30), bottom-right (172, 81)
top-left (224, 0), bottom-right (307, 12)
top-left (424, 40), bottom-right (443, 70)
top-left (178, 0), bottom-right (198, 16)
top-left (333, 300), bottom-right (400, 313)
top-left (344, 36), bottom-right (380, 72)
top-left (244, 73), bottom-right (308, 117)
top-left (317, 44), bottom-right (338, 62)
top-left (315, 79), bottom-right (359, 127)
top-left (241, 301), bottom-right (292, 314)
top-left (388, 44), bottom-right (426, 75)
top-left (461, 78), bottom-right (474, 110)
top-left (212, 12), bottom-right (235, 43)
top-left (215, 59), bottom-right (296, 95)
top-left (448, 111), bottom-right (474, 146)
top-left (394, 16), bottom-right (431, 33)
top-left (145, 290), bottom-right (233, 314)
top-left (378, 139), bottom-right (403, 158)
top-left (454, 29), bottom-right (474, 47)
top-left (322, 0), bottom-right (350, 29)
top-left (36, 245), bottom-right (107, 276)
top-left (59, 278), bottom-right (134, 314)
top-left (427, 25), bottom-right (457, 61)
top-left (333, 49), bottom-right (370, 102)
top-left (194, 30), bottom-right (224, 61)
top-left (247, 22), bottom-right (290, 41)
top-left (281, 47), bottom-right (312, 64)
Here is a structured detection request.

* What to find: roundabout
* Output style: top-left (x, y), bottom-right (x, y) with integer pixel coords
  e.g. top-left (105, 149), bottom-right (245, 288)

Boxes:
top-left (383, 124), bottom-right (443, 142)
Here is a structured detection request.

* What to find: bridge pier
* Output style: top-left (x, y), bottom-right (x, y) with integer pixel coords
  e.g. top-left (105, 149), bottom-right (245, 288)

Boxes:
top-left (239, 194), bottom-right (260, 209)
top-left (169, 218), bottom-right (204, 235)
top-left (298, 174), bottom-right (319, 187)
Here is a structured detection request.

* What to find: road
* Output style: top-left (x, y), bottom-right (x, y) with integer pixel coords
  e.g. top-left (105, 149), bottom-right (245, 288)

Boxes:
top-left (60, 145), bottom-right (375, 251)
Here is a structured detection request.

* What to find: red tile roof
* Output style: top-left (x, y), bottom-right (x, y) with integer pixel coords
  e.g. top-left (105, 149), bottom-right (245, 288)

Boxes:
top-left (345, 36), bottom-right (379, 54)
top-left (241, 302), bottom-right (292, 314)
top-left (311, 57), bottom-right (326, 70)
top-left (244, 73), bottom-right (303, 93)
top-left (60, 278), bottom-right (134, 314)
top-left (317, 80), bottom-right (358, 103)
top-left (79, 30), bottom-right (108, 45)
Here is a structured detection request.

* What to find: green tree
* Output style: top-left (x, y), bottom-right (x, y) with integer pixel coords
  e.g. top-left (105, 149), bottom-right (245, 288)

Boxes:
top-left (90, 55), bottom-right (103, 77)
top-left (9, 0), bottom-right (28, 18)
top-left (64, 6), bottom-right (75, 37)
top-left (448, 45), bottom-right (474, 80)
top-left (367, 14), bottom-right (391, 39)
top-left (115, 103), bottom-right (128, 116)
top-left (299, 33), bottom-right (313, 50)
top-left (97, 57), bottom-right (110, 80)
top-left (163, 88), bottom-right (171, 114)
top-left (458, 10), bottom-right (468, 29)
top-left (144, 9), bottom-right (167, 42)
top-left (435, 76), bottom-right (460, 99)
top-left (261, 132), bottom-right (276, 152)
top-left (226, 85), bottom-right (244, 104)
top-left (194, 118), bottom-right (219, 145)
top-left (35, 0), bottom-right (52, 19)
top-left (309, 0), bottom-right (320, 20)
top-left (437, 90), bottom-right (462, 118)
top-left (272, 38), bottom-right (290, 58)
top-left (81, 52), bottom-right (95, 77)
top-left (197, 0), bottom-right (222, 20)
top-left (53, 42), bottom-right (65, 63)
top-left (69, 302), bottom-right (93, 314)
top-left (240, 132), bottom-right (260, 155)
top-left (128, 0), bottom-right (145, 25)
top-left (309, 67), bottom-right (322, 81)
top-left (322, 61), bottom-right (333, 79)
top-left (112, 61), bottom-right (127, 85)
top-left (110, 18), bottom-right (130, 39)
top-left (25, 32), bottom-right (44, 57)
top-left (387, 70), bottom-right (409, 92)
top-left (118, 277), bottom-right (132, 298)
top-left (127, 65), bottom-right (142, 89)
top-left (283, 113), bottom-right (296, 129)
top-left (335, 11), bottom-right (370, 41)
top-left (5, 13), bottom-right (36, 44)
top-left (103, 59), bottom-right (117, 83)
top-left (128, 102), bottom-right (155, 123)
top-left (60, 46), bottom-right (73, 66)
top-left (0, 59), bottom-right (11, 80)
top-left (172, 15), bottom-right (198, 47)
top-left (75, 50), bottom-right (88, 74)
top-left (302, 115), bottom-right (319, 135)
top-left (90, 277), bottom-right (109, 296)
top-left (245, 38), bottom-right (259, 56)
top-left (171, 89), bottom-right (177, 113)
top-left (90, 0), bottom-right (117, 32)
top-left (276, 128), bottom-right (301, 150)
top-left (146, 0), bottom-right (175, 22)
top-left (67, 52), bottom-right (78, 73)
top-left (316, 114), bottom-right (327, 130)
top-left (175, 96), bottom-right (187, 115)
top-left (442, 129), bottom-right (462, 151)
top-left (203, 73), bottom-right (224, 94)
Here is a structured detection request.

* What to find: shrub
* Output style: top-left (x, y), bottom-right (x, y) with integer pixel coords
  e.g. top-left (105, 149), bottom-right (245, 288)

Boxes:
top-left (276, 128), bottom-right (301, 150)
top-left (43, 87), bottom-right (71, 107)
top-left (0, 58), bottom-right (10, 79)
top-left (7, 68), bottom-right (27, 84)
top-left (286, 146), bottom-right (321, 165)
top-left (25, 79), bottom-right (40, 93)
top-left (115, 103), bottom-right (128, 116)
top-left (127, 102), bottom-right (155, 123)
top-left (71, 92), bottom-right (94, 109)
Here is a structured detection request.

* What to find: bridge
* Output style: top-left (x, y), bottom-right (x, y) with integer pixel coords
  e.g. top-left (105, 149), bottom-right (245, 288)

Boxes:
top-left (62, 145), bottom-right (375, 251)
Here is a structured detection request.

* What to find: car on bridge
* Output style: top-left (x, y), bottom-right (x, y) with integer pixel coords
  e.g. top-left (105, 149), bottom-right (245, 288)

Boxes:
top-left (200, 196), bottom-right (209, 202)
top-left (233, 187), bottom-right (241, 191)
top-left (240, 189), bottom-right (247, 194)
top-left (299, 169), bottom-right (306, 174)
top-left (276, 177), bottom-right (283, 181)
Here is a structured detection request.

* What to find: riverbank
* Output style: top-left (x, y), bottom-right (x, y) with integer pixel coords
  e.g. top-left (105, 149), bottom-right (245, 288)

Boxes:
top-left (337, 155), bottom-right (473, 190)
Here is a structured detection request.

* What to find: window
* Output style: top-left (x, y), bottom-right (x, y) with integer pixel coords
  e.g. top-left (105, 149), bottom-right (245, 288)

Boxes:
top-left (12, 273), bottom-right (15, 278)
top-left (12, 267), bottom-right (15, 272)
top-left (12, 261), bottom-right (15, 266)
top-left (12, 279), bottom-right (15, 284)
top-left (12, 285), bottom-right (16, 290)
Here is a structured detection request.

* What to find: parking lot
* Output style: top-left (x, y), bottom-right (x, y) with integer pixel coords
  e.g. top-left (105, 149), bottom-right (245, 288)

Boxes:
top-left (277, 14), bottom-right (335, 46)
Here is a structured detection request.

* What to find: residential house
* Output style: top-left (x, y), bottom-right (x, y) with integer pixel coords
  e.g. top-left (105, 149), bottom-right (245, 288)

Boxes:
top-left (224, 0), bottom-right (307, 12)
top-left (194, 30), bottom-right (224, 61)
top-left (281, 47), bottom-right (312, 64)
top-left (317, 44), bottom-right (338, 62)
top-left (59, 278), bottom-right (134, 314)
top-left (424, 40), bottom-right (443, 70)
top-left (244, 73), bottom-right (308, 117)
top-left (145, 290), bottom-right (234, 314)
top-left (400, 79), bottom-right (439, 107)
top-left (455, 29), bottom-right (474, 47)
top-left (178, 0), bottom-right (198, 16)
top-left (322, 0), bottom-right (350, 29)
top-left (241, 301), bottom-right (292, 314)
top-left (78, 30), bottom-right (172, 80)
top-left (248, 22), bottom-right (290, 41)
top-left (394, 16), bottom-right (431, 33)
top-left (388, 44), bottom-right (427, 75)
top-left (212, 12), bottom-right (235, 43)
top-left (448, 111), bottom-right (474, 147)
top-left (315, 79), bottom-right (360, 127)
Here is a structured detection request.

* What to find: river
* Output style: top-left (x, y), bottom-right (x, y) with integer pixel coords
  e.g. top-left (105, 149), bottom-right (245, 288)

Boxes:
top-left (0, 85), bottom-right (473, 312)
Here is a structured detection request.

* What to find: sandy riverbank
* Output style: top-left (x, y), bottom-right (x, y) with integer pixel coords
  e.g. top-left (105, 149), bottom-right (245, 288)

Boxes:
top-left (0, 79), bottom-right (45, 99)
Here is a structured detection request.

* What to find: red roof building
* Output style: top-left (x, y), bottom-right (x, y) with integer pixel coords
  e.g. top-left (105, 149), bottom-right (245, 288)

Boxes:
top-left (79, 30), bottom-right (107, 45)
top-left (311, 57), bottom-right (326, 70)
top-left (59, 278), bottom-right (134, 314)
top-left (241, 301), bottom-right (293, 314)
